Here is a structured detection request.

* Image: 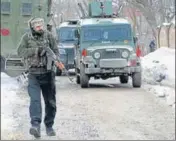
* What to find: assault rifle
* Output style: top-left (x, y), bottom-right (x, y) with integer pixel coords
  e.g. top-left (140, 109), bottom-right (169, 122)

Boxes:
top-left (41, 47), bottom-right (74, 82)
top-left (17, 47), bottom-right (74, 86)
top-left (40, 47), bottom-right (65, 71)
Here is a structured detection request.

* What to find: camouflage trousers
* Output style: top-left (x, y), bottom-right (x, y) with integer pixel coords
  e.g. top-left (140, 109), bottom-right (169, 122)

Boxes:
top-left (27, 71), bottom-right (56, 128)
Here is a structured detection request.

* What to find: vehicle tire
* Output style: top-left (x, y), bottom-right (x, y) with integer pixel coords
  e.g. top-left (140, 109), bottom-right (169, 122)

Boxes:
top-left (120, 75), bottom-right (129, 84)
top-left (75, 68), bottom-right (80, 84)
top-left (76, 75), bottom-right (80, 84)
top-left (80, 63), bottom-right (89, 88)
top-left (132, 72), bottom-right (142, 88)
top-left (56, 68), bottom-right (62, 76)
top-left (1, 57), bottom-right (5, 72)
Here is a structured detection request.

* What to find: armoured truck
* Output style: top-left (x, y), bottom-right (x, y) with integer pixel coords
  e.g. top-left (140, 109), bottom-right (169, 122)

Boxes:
top-left (1, 0), bottom-right (52, 77)
top-left (74, 0), bottom-right (142, 88)
top-left (56, 19), bottom-right (78, 76)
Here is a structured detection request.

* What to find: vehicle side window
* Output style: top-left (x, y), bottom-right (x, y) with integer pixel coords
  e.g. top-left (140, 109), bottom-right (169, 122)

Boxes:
top-left (58, 28), bottom-right (76, 42)
top-left (82, 25), bottom-right (132, 42)
top-left (83, 28), bottom-right (101, 41)
top-left (60, 30), bottom-right (74, 39)
top-left (1, 1), bottom-right (11, 14)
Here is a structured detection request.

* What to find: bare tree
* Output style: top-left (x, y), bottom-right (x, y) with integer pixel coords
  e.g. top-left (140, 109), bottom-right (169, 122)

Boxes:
top-left (51, 0), bottom-right (175, 38)
top-left (125, 0), bottom-right (175, 38)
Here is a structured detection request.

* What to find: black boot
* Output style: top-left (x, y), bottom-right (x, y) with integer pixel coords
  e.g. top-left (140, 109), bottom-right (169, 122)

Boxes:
top-left (46, 127), bottom-right (56, 136)
top-left (29, 125), bottom-right (41, 138)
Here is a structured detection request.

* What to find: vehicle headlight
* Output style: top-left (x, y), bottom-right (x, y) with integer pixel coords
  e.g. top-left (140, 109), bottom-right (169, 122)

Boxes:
top-left (94, 52), bottom-right (101, 59)
top-left (121, 50), bottom-right (129, 58)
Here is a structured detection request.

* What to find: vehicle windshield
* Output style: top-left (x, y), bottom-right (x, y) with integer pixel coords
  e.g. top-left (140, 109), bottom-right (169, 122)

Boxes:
top-left (82, 24), bottom-right (132, 42)
top-left (57, 27), bottom-right (77, 43)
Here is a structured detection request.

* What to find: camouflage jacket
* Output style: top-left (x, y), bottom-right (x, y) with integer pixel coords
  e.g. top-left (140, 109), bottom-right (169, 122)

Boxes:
top-left (17, 30), bottom-right (59, 74)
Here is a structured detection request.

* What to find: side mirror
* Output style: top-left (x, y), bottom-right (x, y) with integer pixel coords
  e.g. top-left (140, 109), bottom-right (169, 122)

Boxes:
top-left (74, 29), bottom-right (80, 38)
top-left (133, 37), bottom-right (138, 44)
top-left (74, 38), bottom-right (79, 46)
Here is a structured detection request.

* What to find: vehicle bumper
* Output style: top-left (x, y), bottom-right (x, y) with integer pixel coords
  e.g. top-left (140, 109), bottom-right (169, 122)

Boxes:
top-left (82, 57), bottom-right (141, 75)
top-left (85, 67), bottom-right (141, 75)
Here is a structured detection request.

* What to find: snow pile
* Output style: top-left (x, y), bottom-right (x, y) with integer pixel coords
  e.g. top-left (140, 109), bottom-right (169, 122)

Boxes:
top-left (1, 72), bottom-right (23, 139)
top-left (141, 47), bottom-right (175, 108)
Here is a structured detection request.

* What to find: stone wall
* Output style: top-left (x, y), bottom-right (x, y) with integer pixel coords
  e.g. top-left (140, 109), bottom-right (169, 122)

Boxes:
top-left (157, 22), bottom-right (175, 49)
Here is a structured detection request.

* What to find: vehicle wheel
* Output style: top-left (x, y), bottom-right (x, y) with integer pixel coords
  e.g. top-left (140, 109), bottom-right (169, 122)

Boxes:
top-left (56, 69), bottom-right (62, 76)
top-left (75, 68), bottom-right (80, 84)
top-left (120, 75), bottom-right (129, 84)
top-left (76, 75), bottom-right (80, 84)
top-left (80, 63), bottom-right (89, 88)
top-left (132, 72), bottom-right (142, 88)
top-left (1, 57), bottom-right (5, 72)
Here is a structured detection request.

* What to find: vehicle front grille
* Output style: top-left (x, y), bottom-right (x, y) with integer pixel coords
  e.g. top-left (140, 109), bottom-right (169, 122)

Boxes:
top-left (102, 50), bottom-right (121, 59)
top-left (93, 49), bottom-right (122, 59)
top-left (65, 48), bottom-right (75, 62)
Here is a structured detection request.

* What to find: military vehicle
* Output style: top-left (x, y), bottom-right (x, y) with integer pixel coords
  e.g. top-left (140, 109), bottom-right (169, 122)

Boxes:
top-left (1, 0), bottom-right (52, 76)
top-left (74, 0), bottom-right (142, 88)
top-left (56, 19), bottom-right (78, 76)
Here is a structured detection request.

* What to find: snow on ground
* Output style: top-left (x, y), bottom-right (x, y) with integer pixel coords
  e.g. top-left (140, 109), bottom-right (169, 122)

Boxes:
top-left (1, 55), bottom-right (175, 140)
top-left (1, 47), bottom-right (175, 139)
top-left (1, 72), bottom-right (24, 139)
top-left (141, 47), bottom-right (175, 108)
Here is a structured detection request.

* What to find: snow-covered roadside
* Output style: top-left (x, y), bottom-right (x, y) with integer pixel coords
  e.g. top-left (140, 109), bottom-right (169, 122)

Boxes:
top-left (1, 72), bottom-right (24, 139)
top-left (141, 47), bottom-right (175, 108)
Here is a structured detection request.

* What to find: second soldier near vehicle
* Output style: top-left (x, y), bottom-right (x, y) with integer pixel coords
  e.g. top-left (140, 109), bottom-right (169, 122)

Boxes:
top-left (17, 17), bottom-right (59, 138)
top-left (47, 24), bottom-right (52, 32)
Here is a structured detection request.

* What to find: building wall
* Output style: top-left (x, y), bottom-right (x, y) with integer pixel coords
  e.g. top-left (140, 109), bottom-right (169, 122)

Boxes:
top-left (1, 0), bottom-right (51, 57)
top-left (158, 23), bottom-right (175, 49)
top-left (168, 24), bottom-right (175, 49)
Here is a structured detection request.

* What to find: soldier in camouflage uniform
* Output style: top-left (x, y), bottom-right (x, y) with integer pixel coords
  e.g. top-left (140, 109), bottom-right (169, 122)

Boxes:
top-left (17, 17), bottom-right (59, 138)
